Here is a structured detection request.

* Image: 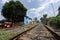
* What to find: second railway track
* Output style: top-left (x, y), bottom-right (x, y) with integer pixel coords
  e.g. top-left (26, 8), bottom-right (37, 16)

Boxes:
top-left (10, 23), bottom-right (60, 40)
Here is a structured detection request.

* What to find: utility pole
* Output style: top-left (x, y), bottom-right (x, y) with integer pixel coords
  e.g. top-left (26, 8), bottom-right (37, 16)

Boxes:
top-left (51, 3), bottom-right (55, 16)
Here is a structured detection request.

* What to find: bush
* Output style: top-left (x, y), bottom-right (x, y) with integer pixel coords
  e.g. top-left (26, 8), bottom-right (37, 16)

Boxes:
top-left (48, 16), bottom-right (60, 29)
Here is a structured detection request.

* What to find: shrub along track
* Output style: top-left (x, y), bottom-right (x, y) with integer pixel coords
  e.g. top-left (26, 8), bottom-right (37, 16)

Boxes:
top-left (10, 25), bottom-right (60, 40)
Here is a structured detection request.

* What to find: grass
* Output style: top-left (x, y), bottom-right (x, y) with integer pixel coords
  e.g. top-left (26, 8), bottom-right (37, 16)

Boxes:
top-left (0, 31), bottom-right (16, 40)
top-left (0, 30), bottom-right (22, 40)
top-left (0, 23), bottom-right (38, 40)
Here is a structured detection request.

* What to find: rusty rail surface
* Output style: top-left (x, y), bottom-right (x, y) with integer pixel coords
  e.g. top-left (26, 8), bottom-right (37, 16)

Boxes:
top-left (44, 25), bottom-right (60, 40)
top-left (9, 25), bottom-right (38, 40)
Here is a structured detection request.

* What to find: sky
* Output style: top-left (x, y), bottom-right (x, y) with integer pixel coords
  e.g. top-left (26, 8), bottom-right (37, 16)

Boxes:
top-left (0, 0), bottom-right (60, 20)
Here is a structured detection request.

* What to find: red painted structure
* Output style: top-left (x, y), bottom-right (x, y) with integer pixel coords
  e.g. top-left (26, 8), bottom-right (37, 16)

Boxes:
top-left (4, 22), bottom-right (12, 28)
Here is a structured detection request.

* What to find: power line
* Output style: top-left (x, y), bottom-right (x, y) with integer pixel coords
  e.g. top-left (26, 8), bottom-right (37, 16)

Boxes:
top-left (51, 3), bottom-right (55, 16)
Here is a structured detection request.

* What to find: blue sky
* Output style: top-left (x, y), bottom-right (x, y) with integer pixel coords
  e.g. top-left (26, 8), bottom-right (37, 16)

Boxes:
top-left (0, 0), bottom-right (60, 20)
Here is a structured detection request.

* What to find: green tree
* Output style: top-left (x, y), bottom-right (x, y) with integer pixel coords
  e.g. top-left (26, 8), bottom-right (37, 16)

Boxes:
top-left (48, 16), bottom-right (60, 29)
top-left (57, 7), bottom-right (60, 16)
top-left (34, 17), bottom-right (39, 23)
top-left (26, 16), bottom-right (32, 20)
top-left (43, 14), bottom-right (47, 18)
top-left (34, 17), bottom-right (37, 21)
top-left (40, 14), bottom-right (47, 24)
top-left (1, 0), bottom-right (27, 22)
top-left (40, 17), bottom-right (43, 22)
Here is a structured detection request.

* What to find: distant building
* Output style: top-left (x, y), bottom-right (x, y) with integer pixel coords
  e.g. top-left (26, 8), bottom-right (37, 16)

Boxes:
top-left (24, 17), bottom-right (28, 24)
top-left (24, 16), bottom-right (33, 24)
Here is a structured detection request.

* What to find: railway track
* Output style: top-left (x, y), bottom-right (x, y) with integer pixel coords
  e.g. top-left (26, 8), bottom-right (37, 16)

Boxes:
top-left (44, 25), bottom-right (60, 40)
top-left (9, 24), bottom-right (60, 40)
top-left (9, 24), bottom-right (38, 40)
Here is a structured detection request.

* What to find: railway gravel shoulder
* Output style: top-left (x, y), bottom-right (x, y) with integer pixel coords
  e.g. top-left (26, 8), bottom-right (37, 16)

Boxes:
top-left (9, 24), bottom-right (38, 40)
top-left (44, 25), bottom-right (60, 40)
top-left (12, 23), bottom-right (56, 40)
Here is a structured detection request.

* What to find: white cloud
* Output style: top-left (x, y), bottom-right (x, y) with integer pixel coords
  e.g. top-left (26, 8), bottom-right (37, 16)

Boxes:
top-left (27, 0), bottom-right (60, 18)
top-left (27, 0), bottom-right (49, 18)
top-left (28, 0), bottom-right (32, 3)
top-left (1, 0), bottom-right (9, 4)
top-left (27, 8), bottom-right (40, 18)
top-left (50, 0), bottom-right (60, 3)
top-left (28, 0), bottom-right (36, 3)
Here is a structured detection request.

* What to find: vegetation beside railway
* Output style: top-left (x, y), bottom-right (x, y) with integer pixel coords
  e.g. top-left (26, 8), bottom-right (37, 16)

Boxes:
top-left (1, 0), bottom-right (27, 23)
top-left (40, 7), bottom-right (60, 29)
top-left (0, 23), bottom-right (38, 40)
top-left (48, 16), bottom-right (60, 29)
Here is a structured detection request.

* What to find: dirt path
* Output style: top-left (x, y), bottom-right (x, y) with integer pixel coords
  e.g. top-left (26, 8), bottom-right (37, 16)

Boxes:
top-left (18, 23), bottom-right (55, 40)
